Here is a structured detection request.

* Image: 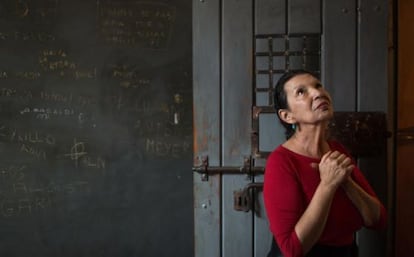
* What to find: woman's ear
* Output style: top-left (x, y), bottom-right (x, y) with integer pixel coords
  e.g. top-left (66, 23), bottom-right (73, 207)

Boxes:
top-left (278, 109), bottom-right (295, 125)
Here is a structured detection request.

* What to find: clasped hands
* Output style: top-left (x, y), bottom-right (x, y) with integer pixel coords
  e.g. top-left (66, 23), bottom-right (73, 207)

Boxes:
top-left (312, 151), bottom-right (355, 190)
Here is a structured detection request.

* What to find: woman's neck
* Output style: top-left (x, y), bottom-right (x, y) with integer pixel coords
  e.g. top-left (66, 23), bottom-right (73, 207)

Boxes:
top-left (284, 124), bottom-right (330, 158)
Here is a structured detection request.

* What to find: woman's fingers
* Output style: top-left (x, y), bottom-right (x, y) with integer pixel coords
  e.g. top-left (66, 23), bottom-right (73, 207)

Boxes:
top-left (319, 151), bottom-right (354, 188)
top-left (320, 151), bottom-right (332, 163)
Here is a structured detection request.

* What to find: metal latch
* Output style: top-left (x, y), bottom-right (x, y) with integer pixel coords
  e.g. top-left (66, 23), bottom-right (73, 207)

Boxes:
top-left (233, 182), bottom-right (264, 216)
top-left (192, 156), bottom-right (264, 181)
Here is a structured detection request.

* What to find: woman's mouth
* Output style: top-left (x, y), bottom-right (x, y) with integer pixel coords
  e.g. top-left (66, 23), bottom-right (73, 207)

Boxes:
top-left (315, 101), bottom-right (330, 110)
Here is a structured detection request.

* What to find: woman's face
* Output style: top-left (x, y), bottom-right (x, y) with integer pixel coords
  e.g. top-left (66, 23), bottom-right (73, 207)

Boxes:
top-left (282, 73), bottom-right (333, 126)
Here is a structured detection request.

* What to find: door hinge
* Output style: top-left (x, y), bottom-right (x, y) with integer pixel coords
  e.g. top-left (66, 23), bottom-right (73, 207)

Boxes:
top-left (192, 155), bottom-right (264, 181)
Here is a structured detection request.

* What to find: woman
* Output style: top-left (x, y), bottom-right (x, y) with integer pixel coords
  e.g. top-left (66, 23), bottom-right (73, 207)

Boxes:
top-left (263, 70), bottom-right (387, 257)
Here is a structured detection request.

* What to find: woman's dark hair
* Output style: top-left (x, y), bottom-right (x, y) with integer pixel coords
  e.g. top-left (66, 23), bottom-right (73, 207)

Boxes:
top-left (273, 70), bottom-right (320, 139)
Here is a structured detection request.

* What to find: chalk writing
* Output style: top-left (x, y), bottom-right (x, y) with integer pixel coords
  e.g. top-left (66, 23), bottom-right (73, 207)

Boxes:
top-left (64, 138), bottom-right (106, 170)
top-left (0, 180), bottom-right (90, 218)
top-left (98, 1), bottom-right (176, 49)
top-left (20, 107), bottom-right (75, 120)
top-left (1, 198), bottom-right (51, 217)
top-left (0, 71), bottom-right (41, 80)
top-left (0, 165), bottom-right (26, 183)
top-left (65, 138), bottom-right (87, 162)
top-left (15, 71), bottom-right (41, 80)
top-left (0, 88), bottom-right (33, 105)
top-left (0, 127), bottom-right (56, 145)
top-left (0, 87), bottom-right (16, 96)
top-left (0, 86), bottom-right (180, 116)
top-left (20, 143), bottom-right (47, 160)
top-left (0, 126), bottom-right (56, 160)
top-left (41, 91), bottom-right (96, 106)
top-left (5, 0), bottom-right (59, 24)
top-left (134, 119), bottom-right (182, 137)
top-left (41, 91), bottom-right (73, 104)
top-left (9, 181), bottom-right (91, 195)
top-left (110, 64), bottom-right (151, 89)
top-left (38, 49), bottom-right (96, 79)
top-left (73, 69), bottom-right (97, 80)
top-left (145, 138), bottom-right (191, 158)
top-left (0, 31), bottom-right (55, 42)
top-left (39, 49), bottom-right (76, 70)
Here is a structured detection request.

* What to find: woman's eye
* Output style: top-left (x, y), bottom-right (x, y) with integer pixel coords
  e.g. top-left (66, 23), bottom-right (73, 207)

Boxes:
top-left (297, 88), bottom-right (305, 95)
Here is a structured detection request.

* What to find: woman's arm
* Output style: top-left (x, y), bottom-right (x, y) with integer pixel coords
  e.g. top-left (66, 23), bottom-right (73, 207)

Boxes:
top-left (295, 151), bottom-right (353, 254)
top-left (294, 181), bottom-right (336, 254)
top-left (332, 140), bottom-right (387, 229)
top-left (341, 177), bottom-right (382, 227)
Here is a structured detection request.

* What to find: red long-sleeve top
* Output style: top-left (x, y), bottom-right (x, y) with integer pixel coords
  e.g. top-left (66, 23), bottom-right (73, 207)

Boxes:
top-left (263, 141), bottom-right (387, 257)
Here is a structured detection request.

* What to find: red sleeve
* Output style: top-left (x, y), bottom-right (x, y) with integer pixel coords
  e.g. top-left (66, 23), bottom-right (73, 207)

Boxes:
top-left (331, 141), bottom-right (387, 230)
top-left (263, 150), bottom-right (304, 257)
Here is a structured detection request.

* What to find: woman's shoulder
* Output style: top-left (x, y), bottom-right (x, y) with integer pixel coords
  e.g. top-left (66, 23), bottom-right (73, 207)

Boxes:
top-left (268, 144), bottom-right (293, 160)
top-left (266, 144), bottom-right (306, 171)
top-left (265, 145), bottom-right (298, 180)
top-left (266, 145), bottom-right (289, 166)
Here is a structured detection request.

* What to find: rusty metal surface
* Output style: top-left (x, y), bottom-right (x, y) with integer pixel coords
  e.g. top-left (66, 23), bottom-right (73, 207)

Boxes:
top-left (233, 182), bottom-right (264, 214)
top-left (192, 0), bottom-right (221, 257)
top-left (328, 112), bottom-right (388, 157)
top-left (222, 0), bottom-right (254, 256)
top-left (193, 155), bottom-right (265, 179)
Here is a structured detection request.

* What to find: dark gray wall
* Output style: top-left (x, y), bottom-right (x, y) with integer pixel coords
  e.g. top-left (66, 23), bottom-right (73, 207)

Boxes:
top-left (0, 1), bottom-right (193, 256)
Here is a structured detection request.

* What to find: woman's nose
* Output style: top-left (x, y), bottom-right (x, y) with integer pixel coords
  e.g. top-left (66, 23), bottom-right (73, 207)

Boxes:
top-left (309, 87), bottom-right (323, 97)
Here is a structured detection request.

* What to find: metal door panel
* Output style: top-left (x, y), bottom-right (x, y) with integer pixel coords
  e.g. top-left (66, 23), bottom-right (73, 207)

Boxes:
top-left (254, 175), bottom-right (272, 257)
top-left (288, 0), bottom-right (321, 33)
top-left (222, 0), bottom-right (254, 256)
top-left (356, 1), bottom-right (389, 256)
top-left (358, 0), bottom-right (388, 112)
top-left (322, 0), bottom-right (357, 111)
top-left (193, 0), bottom-right (221, 256)
top-left (258, 114), bottom-right (285, 153)
top-left (193, 174), bottom-right (221, 257)
top-left (254, 0), bottom-right (287, 162)
top-left (255, 0), bottom-right (286, 35)
top-left (222, 177), bottom-right (253, 257)
top-left (356, 133), bottom-right (388, 257)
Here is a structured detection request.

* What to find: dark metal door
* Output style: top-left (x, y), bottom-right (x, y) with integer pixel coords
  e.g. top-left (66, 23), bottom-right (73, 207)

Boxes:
top-left (193, 1), bottom-right (389, 256)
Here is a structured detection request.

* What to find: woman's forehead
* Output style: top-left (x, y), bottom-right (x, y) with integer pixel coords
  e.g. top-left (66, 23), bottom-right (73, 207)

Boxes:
top-left (285, 74), bottom-right (319, 86)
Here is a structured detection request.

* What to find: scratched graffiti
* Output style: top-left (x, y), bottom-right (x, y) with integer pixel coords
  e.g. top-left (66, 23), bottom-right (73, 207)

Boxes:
top-left (38, 49), bottom-right (97, 79)
top-left (0, 180), bottom-right (91, 218)
top-left (64, 138), bottom-right (106, 170)
top-left (97, 1), bottom-right (177, 48)
top-left (0, 0), bottom-right (58, 24)
top-left (0, 31), bottom-right (56, 42)
top-left (0, 165), bottom-right (90, 218)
